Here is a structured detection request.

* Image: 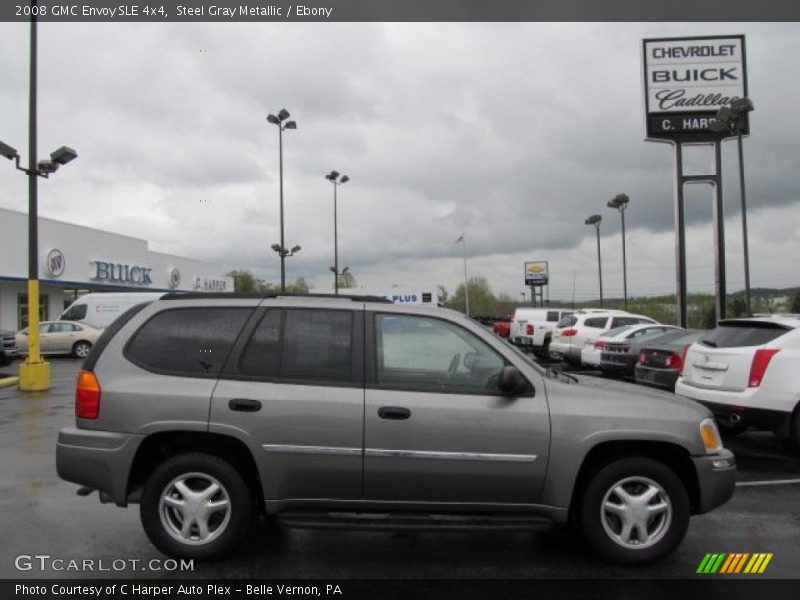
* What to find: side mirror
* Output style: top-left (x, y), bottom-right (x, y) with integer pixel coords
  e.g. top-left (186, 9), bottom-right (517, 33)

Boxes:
top-left (498, 365), bottom-right (527, 396)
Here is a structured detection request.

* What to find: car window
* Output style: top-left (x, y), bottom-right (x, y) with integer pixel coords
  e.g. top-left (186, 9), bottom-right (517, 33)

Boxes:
top-left (61, 304), bottom-right (88, 321)
top-left (557, 316), bottom-right (577, 328)
top-left (376, 314), bottom-right (506, 395)
top-left (584, 317), bottom-right (609, 328)
top-left (280, 309), bottom-right (353, 381)
top-left (72, 324), bottom-right (83, 331)
top-left (546, 311), bottom-right (560, 322)
top-left (604, 325), bottom-right (633, 338)
top-left (700, 322), bottom-right (791, 348)
top-left (628, 326), bottom-right (666, 339)
top-left (126, 307), bottom-right (252, 377)
top-left (238, 309), bottom-right (282, 378)
top-left (49, 322), bottom-right (73, 333)
top-left (39, 324), bottom-right (51, 334)
top-left (610, 316), bottom-right (647, 328)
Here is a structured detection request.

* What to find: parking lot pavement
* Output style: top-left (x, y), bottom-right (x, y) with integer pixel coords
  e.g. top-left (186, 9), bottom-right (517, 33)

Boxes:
top-left (1, 358), bottom-right (799, 579)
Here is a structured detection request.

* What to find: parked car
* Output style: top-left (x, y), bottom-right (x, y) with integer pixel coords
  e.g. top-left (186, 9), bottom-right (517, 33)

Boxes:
top-left (593, 325), bottom-right (683, 375)
top-left (492, 314), bottom-right (512, 338)
top-left (60, 292), bottom-right (165, 329)
top-left (635, 330), bottom-right (705, 392)
top-left (0, 330), bottom-right (19, 367)
top-left (16, 321), bottom-right (103, 358)
top-left (509, 307), bottom-right (573, 356)
top-left (675, 316), bottom-right (800, 448)
top-left (551, 310), bottom-right (657, 366)
top-left (57, 293), bottom-right (735, 564)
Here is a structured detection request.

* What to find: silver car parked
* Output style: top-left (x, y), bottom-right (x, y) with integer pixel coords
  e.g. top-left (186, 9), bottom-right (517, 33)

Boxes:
top-left (56, 294), bottom-right (735, 564)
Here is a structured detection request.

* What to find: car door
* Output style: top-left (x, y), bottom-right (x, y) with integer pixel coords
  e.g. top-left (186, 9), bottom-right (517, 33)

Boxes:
top-left (363, 312), bottom-right (549, 505)
top-left (47, 322), bottom-right (74, 353)
top-left (210, 306), bottom-right (364, 501)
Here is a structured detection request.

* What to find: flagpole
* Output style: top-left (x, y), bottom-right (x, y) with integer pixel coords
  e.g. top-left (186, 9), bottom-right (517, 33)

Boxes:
top-left (462, 232), bottom-right (469, 317)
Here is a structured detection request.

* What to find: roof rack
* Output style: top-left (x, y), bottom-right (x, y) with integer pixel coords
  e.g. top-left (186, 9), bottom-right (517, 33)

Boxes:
top-left (160, 292), bottom-right (393, 303)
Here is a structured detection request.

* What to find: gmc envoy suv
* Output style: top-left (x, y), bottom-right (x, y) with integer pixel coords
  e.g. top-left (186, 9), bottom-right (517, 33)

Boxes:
top-left (56, 294), bottom-right (735, 564)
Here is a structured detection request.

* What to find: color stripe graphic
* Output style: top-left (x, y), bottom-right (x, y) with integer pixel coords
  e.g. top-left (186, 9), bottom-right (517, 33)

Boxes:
top-left (697, 553), bottom-right (773, 574)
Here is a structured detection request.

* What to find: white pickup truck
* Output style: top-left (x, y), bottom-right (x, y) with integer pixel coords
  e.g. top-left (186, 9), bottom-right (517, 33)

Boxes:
top-left (510, 308), bottom-right (574, 356)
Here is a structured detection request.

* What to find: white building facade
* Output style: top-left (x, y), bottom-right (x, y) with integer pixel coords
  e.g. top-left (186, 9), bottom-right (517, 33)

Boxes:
top-left (0, 207), bottom-right (233, 331)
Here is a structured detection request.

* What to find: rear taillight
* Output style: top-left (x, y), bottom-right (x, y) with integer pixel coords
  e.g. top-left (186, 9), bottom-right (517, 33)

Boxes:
top-left (748, 348), bottom-right (780, 388)
top-left (75, 370), bottom-right (101, 419)
top-left (526, 324), bottom-right (534, 335)
top-left (594, 340), bottom-right (606, 350)
top-left (666, 353), bottom-right (683, 370)
top-left (678, 344), bottom-right (691, 376)
top-left (638, 351), bottom-right (647, 365)
top-left (562, 328), bottom-right (577, 337)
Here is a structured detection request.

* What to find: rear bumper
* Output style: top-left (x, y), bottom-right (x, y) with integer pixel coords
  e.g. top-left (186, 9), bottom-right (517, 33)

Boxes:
top-left (634, 364), bottom-right (678, 391)
top-left (56, 427), bottom-right (144, 507)
top-left (694, 400), bottom-right (788, 431)
top-left (692, 449), bottom-right (736, 514)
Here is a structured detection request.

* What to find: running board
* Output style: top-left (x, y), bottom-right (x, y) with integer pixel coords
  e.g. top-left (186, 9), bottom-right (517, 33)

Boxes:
top-left (276, 511), bottom-right (553, 532)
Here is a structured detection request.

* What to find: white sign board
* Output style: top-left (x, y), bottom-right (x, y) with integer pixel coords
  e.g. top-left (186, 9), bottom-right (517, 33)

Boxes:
top-left (643, 35), bottom-right (748, 139)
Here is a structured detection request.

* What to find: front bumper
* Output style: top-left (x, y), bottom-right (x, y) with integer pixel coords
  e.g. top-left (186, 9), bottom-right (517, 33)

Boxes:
top-left (692, 449), bottom-right (736, 514)
top-left (56, 427), bottom-right (144, 507)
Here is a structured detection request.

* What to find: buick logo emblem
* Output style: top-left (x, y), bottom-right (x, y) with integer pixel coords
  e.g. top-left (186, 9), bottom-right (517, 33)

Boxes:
top-left (169, 268), bottom-right (181, 288)
top-left (46, 249), bottom-right (66, 277)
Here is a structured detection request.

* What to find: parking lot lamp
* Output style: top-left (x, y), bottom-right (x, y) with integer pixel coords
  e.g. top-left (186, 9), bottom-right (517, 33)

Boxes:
top-left (607, 193), bottom-right (630, 310)
top-left (0, 13), bottom-right (78, 391)
top-left (325, 171), bottom-right (349, 295)
top-left (267, 108), bottom-right (297, 292)
top-left (711, 98), bottom-right (754, 316)
top-left (585, 214), bottom-right (603, 308)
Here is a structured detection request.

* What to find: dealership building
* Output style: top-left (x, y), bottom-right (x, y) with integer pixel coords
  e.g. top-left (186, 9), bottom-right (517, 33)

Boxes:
top-left (0, 207), bottom-right (233, 331)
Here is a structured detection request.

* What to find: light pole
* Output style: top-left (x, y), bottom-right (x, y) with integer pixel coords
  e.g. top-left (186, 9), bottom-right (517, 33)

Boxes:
top-left (325, 170), bottom-right (349, 295)
top-left (0, 9), bottom-right (78, 391)
top-left (712, 97), bottom-right (754, 316)
top-left (329, 265), bottom-right (350, 292)
top-left (266, 108), bottom-right (297, 292)
top-left (270, 244), bottom-right (301, 290)
top-left (585, 214), bottom-right (603, 307)
top-left (607, 193), bottom-right (630, 311)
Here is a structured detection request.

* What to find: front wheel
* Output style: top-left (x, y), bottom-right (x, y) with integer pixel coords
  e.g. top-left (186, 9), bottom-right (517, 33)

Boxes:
top-left (140, 453), bottom-right (253, 560)
top-left (579, 457), bottom-right (690, 564)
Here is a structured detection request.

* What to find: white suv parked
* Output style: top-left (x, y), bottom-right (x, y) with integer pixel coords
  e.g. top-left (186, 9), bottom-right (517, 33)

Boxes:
top-left (675, 316), bottom-right (800, 450)
top-left (509, 308), bottom-right (573, 356)
top-left (551, 310), bottom-right (657, 366)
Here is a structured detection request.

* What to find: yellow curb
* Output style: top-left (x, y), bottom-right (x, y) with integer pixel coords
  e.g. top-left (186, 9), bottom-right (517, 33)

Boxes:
top-left (0, 376), bottom-right (20, 388)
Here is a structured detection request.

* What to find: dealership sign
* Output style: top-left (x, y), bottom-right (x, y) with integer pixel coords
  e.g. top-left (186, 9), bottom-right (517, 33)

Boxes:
top-left (524, 261), bottom-right (549, 286)
top-left (643, 35), bottom-right (748, 140)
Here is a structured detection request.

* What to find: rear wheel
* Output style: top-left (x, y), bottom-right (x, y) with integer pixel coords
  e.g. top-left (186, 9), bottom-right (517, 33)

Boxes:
top-left (579, 457), bottom-right (690, 564)
top-left (72, 341), bottom-right (92, 358)
top-left (140, 453), bottom-right (253, 560)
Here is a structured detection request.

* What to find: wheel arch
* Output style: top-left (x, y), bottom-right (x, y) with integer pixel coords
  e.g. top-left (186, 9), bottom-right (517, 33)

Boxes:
top-left (569, 440), bottom-right (701, 518)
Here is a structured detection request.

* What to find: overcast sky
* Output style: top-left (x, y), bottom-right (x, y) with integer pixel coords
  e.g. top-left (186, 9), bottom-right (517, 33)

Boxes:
top-left (1, 21), bottom-right (798, 301)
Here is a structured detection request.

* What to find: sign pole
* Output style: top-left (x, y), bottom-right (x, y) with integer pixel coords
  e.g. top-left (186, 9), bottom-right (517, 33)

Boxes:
top-left (673, 143), bottom-right (688, 328)
top-left (712, 140), bottom-right (726, 323)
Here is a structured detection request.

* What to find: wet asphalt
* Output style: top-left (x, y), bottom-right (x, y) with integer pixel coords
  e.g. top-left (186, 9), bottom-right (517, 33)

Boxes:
top-left (0, 358), bottom-right (798, 580)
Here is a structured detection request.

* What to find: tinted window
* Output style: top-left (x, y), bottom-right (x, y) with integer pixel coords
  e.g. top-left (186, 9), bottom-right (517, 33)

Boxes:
top-left (584, 317), bottom-right (609, 328)
top-left (62, 304), bottom-right (88, 320)
top-left (558, 316), bottom-right (577, 328)
top-left (546, 311), bottom-right (559, 322)
top-left (126, 308), bottom-right (251, 377)
top-left (280, 309), bottom-right (352, 381)
top-left (238, 309), bottom-right (282, 377)
top-left (700, 322), bottom-right (790, 348)
top-left (376, 314), bottom-right (506, 394)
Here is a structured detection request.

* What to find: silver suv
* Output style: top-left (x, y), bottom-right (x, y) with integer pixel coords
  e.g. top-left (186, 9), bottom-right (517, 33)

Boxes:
top-left (56, 294), bottom-right (736, 564)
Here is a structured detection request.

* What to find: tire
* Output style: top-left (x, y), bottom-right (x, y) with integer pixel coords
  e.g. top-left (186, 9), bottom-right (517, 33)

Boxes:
top-left (140, 453), bottom-right (253, 560)
top-left (789, 411), bottom-right (800, 456)
top-left (72, 341), bottom-right (92, 359)
top-left (579, 457), bottom-right (690, 564)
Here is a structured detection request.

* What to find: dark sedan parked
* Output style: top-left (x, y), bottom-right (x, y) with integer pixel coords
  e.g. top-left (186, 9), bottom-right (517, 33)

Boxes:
top-left (635, 330), bottom-right (705, 391)
top-left (599, 326), bottom-right (682, 378)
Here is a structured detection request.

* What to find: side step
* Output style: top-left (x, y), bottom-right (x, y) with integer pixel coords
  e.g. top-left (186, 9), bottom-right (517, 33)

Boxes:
top-left (276, 511), bottom-right (553, 532)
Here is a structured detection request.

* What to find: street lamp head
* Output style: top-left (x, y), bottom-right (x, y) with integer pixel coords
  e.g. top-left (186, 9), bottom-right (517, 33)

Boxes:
top-left (284, 120), bottom-right (297, 130)
top-left (278, 108), bottom-right (290, 121)
top-left (585, 214), bottom-right (602, 226)
top-left (290, 245), bottom-right (301, 254)
top-left (326, 170), bottom-right (340, 181)
top-left (329, 266), bottom-right (337, 273)
top-left (607, 193), bottom-right (629, 210)
top-left (37, 160), bottom-right (59, 174)
top-left (267, 114), bottom-right (280, 125)
top-left (0, 140), bottom-right (19, 160)
top-left (50, 146), bottom-right (77, 165)
top-left (340, 175), bottom-right (349, 184)
top-left (271, 243), bottom-right (282, 252)
top-left (730, 97), bottom-right (754, 114)
top-left (342, 266), bottom-right (349, 274)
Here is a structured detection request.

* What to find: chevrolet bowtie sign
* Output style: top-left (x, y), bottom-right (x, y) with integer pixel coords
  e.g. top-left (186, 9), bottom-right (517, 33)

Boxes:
top-left (643, 35), bottom-right (748, 141)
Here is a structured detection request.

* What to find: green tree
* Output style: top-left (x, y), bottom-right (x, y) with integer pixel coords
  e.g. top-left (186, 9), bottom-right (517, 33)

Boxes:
top-left (446, 276), bottom-right (497, 317)
top-left (285, 277), bottom-right (311, 294)
top-left (791, 291), bottom-right (800, 313)
top-left (338, 271), bottom-right (357, 290)
top-left (227, 269), bottom-right (264, 292)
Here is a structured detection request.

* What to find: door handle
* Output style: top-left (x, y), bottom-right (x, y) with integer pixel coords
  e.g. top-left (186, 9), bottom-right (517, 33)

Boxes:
top-left (378, 406), bottom-right (411, 420)
top-left (228, 398), bottom-right (262, 412)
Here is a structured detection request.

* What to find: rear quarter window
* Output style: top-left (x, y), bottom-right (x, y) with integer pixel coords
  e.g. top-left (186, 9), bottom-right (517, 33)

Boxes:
top-left (557, 316), bottom-right (577, 328)
top-left (701, 322), bottom-right (791, 348)
top-left (125, 307), bottom-right (253, 377)
top-left (583, 317), bottom-right (609, 328)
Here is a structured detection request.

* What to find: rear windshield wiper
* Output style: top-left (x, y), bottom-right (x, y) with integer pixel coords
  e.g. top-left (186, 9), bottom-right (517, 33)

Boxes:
top-left (700, 339), bottom-right (717, 347)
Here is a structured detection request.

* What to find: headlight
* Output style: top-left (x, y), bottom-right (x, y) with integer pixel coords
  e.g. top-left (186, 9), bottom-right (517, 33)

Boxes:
top-left (700, 418), bottom-right (723, 453)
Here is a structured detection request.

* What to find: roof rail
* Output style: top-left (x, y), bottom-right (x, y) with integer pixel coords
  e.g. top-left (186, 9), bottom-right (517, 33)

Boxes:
top-left (160, 292), bottom-right (393, 303)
